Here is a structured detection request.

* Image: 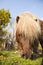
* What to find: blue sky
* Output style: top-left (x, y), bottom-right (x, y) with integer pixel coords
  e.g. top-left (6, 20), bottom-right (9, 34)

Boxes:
top-left (0, 0), bottom-right (43, 34)
top-left (0, 0), bottom-right (43, 19)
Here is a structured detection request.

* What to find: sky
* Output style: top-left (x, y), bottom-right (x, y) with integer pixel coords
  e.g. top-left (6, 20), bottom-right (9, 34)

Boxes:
top-left (0, 0), bottom-right (43, 34)
top-left (0, 0), bottom-right (43, 19)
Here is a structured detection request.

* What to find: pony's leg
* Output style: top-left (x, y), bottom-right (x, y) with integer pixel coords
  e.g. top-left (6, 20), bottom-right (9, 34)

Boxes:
top-left (31, 39), bottom-right (39, 59)
top-left (33, 39), bottom-right (39, 53)
top-left (39, 36), bottom-right (43, 55)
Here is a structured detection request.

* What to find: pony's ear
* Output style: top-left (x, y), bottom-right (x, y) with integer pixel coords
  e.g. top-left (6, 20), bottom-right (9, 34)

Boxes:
top-left (16, 16), bottom-right (20, 23)
top-left (35, 19), bottom-right (37, 22)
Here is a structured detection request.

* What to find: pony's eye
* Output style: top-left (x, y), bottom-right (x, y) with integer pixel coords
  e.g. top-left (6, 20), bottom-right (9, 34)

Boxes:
top-left (18, 34), bottom-right (22, 37)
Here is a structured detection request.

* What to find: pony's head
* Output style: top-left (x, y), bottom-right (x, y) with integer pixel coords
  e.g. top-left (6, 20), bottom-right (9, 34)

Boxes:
top-left (14, 12), bottom-right (41, 59)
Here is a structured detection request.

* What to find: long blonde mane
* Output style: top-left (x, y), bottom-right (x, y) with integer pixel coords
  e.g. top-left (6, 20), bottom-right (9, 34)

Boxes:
top-left (14, 12), bottom-right (41, 43)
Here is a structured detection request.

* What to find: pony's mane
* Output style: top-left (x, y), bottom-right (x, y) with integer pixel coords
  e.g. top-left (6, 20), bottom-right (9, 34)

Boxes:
top-left (19, 11), bottom-right (39, 20)
top-left (14, 12), bottom-right (41, 43)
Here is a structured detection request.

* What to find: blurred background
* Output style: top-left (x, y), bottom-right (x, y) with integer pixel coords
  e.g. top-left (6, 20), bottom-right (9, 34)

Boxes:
top-left (0, 0), bottom-right (43, 50)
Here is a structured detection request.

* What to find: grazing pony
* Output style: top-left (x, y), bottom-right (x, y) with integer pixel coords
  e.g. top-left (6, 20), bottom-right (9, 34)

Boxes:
top-left (14, 12), bottom-right (42, 59)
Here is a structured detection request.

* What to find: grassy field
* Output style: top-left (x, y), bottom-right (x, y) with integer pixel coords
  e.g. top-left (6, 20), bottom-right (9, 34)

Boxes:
top-left (0, 51), bottom-right (43, 65)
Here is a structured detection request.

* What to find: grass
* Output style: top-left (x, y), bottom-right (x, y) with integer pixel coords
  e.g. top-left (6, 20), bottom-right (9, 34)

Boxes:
top-left (0, 51), bottom-right (43, 65)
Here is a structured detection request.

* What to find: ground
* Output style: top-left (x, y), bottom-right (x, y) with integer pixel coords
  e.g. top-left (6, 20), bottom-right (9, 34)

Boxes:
top-left (0, 51), bottom-right (43, 65)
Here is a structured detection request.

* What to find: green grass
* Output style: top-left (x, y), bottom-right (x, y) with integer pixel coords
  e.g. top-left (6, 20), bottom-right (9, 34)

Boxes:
top-left (0, 51), bottom-right (43, 65)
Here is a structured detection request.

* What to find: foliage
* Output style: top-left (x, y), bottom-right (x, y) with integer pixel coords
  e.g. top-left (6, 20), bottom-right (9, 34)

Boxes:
top-left (0, 9), bottom-right (11, 29)
top-left (0, 51), bottom-right (43, 65)
top-left (0, 9), bottom-right (11, 49)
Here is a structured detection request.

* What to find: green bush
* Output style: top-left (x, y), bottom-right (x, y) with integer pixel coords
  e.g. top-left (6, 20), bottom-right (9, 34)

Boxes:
top-left (0, 51), bottom-right (43, 65)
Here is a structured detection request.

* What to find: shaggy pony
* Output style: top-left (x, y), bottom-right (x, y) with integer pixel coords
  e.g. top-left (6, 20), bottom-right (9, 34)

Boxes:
top-left (14, 12), bottom-right (41, 59)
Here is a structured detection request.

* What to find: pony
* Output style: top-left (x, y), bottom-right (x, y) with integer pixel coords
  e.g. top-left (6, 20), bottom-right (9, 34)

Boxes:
top-left (14, 12), bottom-right (42, 59)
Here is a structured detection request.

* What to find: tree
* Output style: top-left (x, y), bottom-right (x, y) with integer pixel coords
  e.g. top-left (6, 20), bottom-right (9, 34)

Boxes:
top-left (0, 9), bottom-right (11, 29)
top-left (0, 9), bottom-right (11, 50)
